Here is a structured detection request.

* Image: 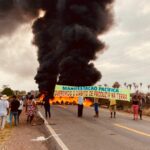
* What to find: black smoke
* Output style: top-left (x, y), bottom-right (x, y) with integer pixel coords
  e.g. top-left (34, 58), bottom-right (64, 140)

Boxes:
top-left (33, 0), bottom-right (115, 98)
top-left (0, 0), bottom-right (115, 98)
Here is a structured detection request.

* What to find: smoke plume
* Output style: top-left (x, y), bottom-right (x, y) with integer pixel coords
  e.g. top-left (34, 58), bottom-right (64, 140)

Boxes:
top-left (33, 0), bottom-right (115, 98)
top-left (0, 0), bottom-right (115, 98)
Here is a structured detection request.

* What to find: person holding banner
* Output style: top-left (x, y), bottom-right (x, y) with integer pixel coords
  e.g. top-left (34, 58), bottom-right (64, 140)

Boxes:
top-left (109, 99), bottom-right (116, 118)
top-left (78, 96), bottom-right (84, 117)
top-left (138, 95), bottom-right (144, 120)
top-left (94, 98), bottom-right (99, 118)
top-left (132, 94), bottom-right (139, 120)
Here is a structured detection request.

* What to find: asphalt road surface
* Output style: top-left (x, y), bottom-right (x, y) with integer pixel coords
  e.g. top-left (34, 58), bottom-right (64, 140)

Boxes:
top-left (39, 105), bottom-right (150, 150)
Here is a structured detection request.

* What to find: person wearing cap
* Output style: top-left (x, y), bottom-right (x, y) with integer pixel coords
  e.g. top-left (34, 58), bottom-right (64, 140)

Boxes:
top-left (0, 95), bottom-right (9, 130)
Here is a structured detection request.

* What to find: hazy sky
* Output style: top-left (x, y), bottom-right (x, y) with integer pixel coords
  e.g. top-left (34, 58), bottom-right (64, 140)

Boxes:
top-left (0, 0), bottom-right (150, 92)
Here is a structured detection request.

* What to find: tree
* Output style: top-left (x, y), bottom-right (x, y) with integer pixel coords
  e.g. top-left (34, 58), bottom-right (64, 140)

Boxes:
top-left (2, 88), bottom-right (14, 96)
top-left (124, 82), bottom-right (127, 88)
top-left (112, 82), bottom-right (120, 88)
top-left (104, 84), bottom-right (108, 87)
top-left (140, 83), bottom-right (142, 88)
top-left (128, 84), bottom-right (132, 90)
top-left (133, 82), bottom-right (136, 90)
top-left (148, 85), bottom-right (150, 91)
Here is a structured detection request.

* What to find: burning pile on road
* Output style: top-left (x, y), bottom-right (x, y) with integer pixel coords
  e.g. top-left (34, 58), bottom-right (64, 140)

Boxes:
top-left (37, 95), bottom-right (93, 107)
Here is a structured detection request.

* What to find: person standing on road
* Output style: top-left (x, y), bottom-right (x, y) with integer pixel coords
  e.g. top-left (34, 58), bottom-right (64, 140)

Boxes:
top-left (93, 98), bottom-right (99, 118)
top-left (78, 95), bottom-right (84, 117)
top-left (138, 95), bottom-right (143, 120)
top-left (132, 94), bottom-right (139, 120)
top-left (43, 93), bottom-right (51, 119)
top-left (109, 99), bottom-right (117, 118)
top-left (0, 95), bottom-right (9, 130)
top-left (10, 95), bottom-right (20, 127)
top-left (18, 96), bottom-right (24, 123)
top-left (25, 95), bottom-right (36, 124)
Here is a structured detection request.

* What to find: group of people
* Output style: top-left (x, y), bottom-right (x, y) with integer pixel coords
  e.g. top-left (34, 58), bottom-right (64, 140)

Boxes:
top-left (77, 94), bottom-right (144, 120)
top-left (0, 94), bottom-right (38, 130)
top-left (0, 95), bottom-right (23, 130)
top-left (0, 92), bottom-right (144, 130)
top-left (77, 96), bottom-right (117, 118)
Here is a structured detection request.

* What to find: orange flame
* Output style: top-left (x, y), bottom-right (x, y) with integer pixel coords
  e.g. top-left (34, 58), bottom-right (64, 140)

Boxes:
top-left (51, 97), bottom-right (78, 105)
top-left (39, 94), bottom-right (45, 101)
top-left (83, 98), bottom-right (93, 107)
top-left (37, 95), bottom-right (93, 107)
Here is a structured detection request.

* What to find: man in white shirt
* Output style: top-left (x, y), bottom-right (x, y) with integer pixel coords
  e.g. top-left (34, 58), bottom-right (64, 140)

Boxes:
top-left (0, 95), bottom-right (9, 130)
top-left (78, 95), bottom-right (84, 117)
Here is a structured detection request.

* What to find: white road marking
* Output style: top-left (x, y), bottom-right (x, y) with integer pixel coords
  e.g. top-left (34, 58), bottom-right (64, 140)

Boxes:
top-left (38, 111), bottom-right (69, 150)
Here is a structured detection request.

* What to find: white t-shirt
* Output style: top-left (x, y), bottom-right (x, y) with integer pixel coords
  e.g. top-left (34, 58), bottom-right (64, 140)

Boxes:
top-left (0, 99), bottom-right (9, 116)
top-left (78, 96), bottom-right (84, 105)
top-left (18, 100), bottom-right (24, 110)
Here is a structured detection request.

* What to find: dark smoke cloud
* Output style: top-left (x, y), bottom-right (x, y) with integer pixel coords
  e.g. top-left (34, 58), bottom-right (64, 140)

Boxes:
top-left (0, 0), bottom-right (115, 98)
top-left (0, 0), bottom-right (41, 36)
top-left (33, 0), bottom-right (115, 98)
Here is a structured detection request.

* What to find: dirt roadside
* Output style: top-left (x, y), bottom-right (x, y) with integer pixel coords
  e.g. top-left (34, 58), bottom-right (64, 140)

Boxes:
top-left (0, 110), bottom-right (52, 150)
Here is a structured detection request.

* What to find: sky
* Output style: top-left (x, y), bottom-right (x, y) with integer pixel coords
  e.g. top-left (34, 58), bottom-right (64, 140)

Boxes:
top-left (0, 0), bottom-right (150, 92)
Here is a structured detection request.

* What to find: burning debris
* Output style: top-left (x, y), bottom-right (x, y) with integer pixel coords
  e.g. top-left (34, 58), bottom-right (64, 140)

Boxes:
top-left (0, 0), bottom-right (115, 98)
top-left (37, 95), bottom-right (93, 107)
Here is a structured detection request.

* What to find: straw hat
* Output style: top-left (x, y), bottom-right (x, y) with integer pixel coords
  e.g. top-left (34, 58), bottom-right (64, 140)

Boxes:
top-left (1, 95), bottom-right (9, 100)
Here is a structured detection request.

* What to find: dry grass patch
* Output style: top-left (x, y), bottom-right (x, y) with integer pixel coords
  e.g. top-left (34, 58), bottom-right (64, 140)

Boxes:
top-left (143, 108), bottom-right (150, 116)
top-left (0, 124), bottom-right (12, 145)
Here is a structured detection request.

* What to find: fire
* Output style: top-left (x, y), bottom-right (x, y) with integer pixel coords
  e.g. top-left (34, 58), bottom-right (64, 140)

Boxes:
top-left (52, 97), bottom-right (78, 105)
top-left (39, 94), bottom-right (45, 101)
top-left (83, 98), bottom-right (93, 107)
top-left (37, 95), bottom-right (93, 107)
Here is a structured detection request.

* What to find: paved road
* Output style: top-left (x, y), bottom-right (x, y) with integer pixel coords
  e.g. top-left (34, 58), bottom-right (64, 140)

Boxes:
top-left (39, 105), bottom-right (150, 150)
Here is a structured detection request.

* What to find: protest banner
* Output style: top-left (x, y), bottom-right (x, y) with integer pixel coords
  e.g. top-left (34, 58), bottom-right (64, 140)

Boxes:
top-left (54, 85), bottom-right (131, 101)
